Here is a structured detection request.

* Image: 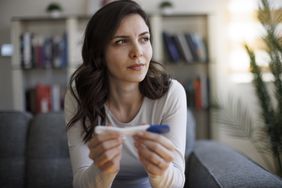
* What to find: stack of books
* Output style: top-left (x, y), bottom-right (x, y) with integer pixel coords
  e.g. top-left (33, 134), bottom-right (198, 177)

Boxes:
top-left (20, 32), bottom-right (68, 69)
top-left (162, 31), bottom-right (208, 64)
top-left (183, 76), bottom-right (209, 110)
top-left (25, 84), bottom-right (66, 114)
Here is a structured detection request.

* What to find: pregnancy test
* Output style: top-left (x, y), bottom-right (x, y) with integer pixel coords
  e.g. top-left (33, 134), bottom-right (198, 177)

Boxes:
top-left (95, 124), bottom-right (170, 136)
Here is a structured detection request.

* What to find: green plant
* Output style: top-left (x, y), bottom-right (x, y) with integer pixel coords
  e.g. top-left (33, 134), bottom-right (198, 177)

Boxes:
top-left (244, 0), bottom-right (282, 176)
top-left (46, 2), bottom-right (63, 12)
top-left (212, 95), bottom-right (273, 168)
top-left (159, 1), bottom-right (173, 9)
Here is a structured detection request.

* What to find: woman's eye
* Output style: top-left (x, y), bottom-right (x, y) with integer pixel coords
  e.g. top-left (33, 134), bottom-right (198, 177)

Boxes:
top-left (140, 37), bottom-right (150, 43)
top-left (115, 39), bottom-right (127, 45)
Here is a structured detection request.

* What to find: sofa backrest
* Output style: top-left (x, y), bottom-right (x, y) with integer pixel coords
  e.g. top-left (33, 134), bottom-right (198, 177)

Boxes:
top-left (26, 112), bottom-right (73, 188)
top-left (0, 111), bottom-right (32, 188)
top-left (0, 109), bottom-right (194, 188)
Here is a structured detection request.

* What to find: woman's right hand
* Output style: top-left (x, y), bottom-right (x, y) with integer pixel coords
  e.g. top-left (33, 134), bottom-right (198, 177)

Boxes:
top-left (88, 131), bottom-right (124, 174)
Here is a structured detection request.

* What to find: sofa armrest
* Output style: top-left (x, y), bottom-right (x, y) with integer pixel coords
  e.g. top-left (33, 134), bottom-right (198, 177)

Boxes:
top-left (185, 140), bottom-right (282, 188)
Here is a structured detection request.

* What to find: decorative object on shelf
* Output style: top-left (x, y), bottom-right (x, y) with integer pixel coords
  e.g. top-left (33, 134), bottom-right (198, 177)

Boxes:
top-left (245, 0), bottom-right (282, 176)
top-left (46, 2), bottom-right (63, 18)
top-left (159, 0), bottom-right (174, 15)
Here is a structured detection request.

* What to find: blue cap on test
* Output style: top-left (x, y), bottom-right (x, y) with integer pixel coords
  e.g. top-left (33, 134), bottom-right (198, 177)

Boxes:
top-left (146, 124), bottom-right (170, 134)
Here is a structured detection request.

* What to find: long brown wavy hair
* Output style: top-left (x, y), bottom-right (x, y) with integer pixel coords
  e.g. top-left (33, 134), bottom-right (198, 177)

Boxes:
top-left (67, 0), bottom-right (171, 143)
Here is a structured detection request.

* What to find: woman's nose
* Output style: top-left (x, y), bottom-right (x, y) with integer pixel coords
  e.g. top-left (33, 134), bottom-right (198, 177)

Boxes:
top-left (130, 43), bottom-right (143, 58)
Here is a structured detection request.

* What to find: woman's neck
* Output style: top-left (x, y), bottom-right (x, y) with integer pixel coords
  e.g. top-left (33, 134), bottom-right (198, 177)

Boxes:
top-left (107, 82), bottom-right (143, 123)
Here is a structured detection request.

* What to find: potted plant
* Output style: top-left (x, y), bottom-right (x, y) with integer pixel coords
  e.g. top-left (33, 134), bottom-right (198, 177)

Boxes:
top-left (245, 0), bottom-right (282, 176)
top-left (46, 2), bottom-right (63, 18)
top-left (159, 1), bottom-right (173, 15)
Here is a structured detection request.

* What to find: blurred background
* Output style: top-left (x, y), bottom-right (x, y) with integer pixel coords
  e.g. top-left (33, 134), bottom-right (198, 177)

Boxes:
top-left (0, 0), bottom-right (281, 176)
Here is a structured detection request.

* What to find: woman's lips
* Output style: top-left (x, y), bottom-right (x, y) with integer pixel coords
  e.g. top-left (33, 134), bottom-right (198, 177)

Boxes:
top-left (127, 64), bottom-right (144, 71)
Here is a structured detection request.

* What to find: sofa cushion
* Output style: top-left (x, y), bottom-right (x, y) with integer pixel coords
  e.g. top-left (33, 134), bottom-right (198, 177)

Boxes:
top-left (187, 141), bottom-right (282, 188)
top-left (0, 111), bottom-right (32, 188)
top-left (26, 112), bottom-right (72, 188)
top-left (186, 148), bottom-right (221, 188)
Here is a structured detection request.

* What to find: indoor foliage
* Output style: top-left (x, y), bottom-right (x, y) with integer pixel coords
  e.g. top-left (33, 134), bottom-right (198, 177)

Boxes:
top-left (245, 0), bottom-right (282, 176)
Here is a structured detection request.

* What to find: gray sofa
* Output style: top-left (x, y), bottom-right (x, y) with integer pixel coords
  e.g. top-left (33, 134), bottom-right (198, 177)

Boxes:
top-left (0, 111), bottom-right (72, 188)
top-left (0, 111), bottom-right (282, 188)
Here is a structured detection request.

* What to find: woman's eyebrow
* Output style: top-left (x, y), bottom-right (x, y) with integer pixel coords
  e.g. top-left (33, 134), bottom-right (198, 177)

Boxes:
top-left (112, 35), bottom-right (129, 39)
top-left (139, 31), bottom-right (150, 36)
top-left (112, 31), bottom-right (150, 39)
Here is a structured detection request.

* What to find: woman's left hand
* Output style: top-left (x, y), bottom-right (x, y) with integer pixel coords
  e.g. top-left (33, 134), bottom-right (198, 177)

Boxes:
top-left (133, 131), bottom-right (175, 177)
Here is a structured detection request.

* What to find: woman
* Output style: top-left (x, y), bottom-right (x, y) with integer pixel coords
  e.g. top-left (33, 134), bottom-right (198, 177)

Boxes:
top-left (64, 0), bottom-right (187, 187)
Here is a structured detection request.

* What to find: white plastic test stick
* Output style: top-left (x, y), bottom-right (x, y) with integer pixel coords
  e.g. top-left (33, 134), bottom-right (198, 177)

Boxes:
top-left (95, 125), bottom-right (150, 136)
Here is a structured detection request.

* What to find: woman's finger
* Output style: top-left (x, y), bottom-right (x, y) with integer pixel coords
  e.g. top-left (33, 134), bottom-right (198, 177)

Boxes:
top-left (134, 133), bottom-right (175, 162)
top-left (92, 137), bottom-right (123, 154)
top-left (88, 134), bottom-right (122, 160)
top-left (135, 142), bottom-right (168, 168)
top-left (88, 131), bottom-right (122, 148)
top-left (134, 131), bottom-right (175, 151)
top-left (137, 147), bottom-right (166, 176)
top-left (98, 149), bottom-right (122, 173)
top-left (94, 145), bottom-right (122, 167)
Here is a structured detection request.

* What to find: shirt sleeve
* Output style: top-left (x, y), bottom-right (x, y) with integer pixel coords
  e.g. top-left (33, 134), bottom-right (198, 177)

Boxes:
top-left (149, 80), bottom-right (187, 188)
top-left (64, 89), bottom-right (117, 188)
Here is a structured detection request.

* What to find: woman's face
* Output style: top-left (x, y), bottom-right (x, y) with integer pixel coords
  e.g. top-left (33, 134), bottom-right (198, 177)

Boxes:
top-left (105, 14), bottom-right (152, 85)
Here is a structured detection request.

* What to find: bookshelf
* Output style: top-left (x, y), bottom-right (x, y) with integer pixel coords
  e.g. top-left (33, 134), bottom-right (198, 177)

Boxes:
top-left (11, 16), bottom-right (89, 113)
top-left (11, 14), bottom-right (215, 139)
top-left (150, 14), bottom-right (214, 139)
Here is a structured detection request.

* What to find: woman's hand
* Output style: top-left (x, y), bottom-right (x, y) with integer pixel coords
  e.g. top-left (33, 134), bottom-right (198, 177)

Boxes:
top-left (88, 131), bottom-right (123, 174)
top-left (133, 132), bottom-right (175, 177)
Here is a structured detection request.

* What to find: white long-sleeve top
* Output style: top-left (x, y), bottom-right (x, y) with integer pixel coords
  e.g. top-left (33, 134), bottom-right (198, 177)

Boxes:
top-left (64, 79), bottom-right (187, 188)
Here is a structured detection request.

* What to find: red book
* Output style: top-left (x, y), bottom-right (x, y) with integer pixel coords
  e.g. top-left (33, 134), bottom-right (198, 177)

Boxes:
top-left (194, 78), bottom-right (202, 110)
top-left (35, 84), bottom-right (51, 113)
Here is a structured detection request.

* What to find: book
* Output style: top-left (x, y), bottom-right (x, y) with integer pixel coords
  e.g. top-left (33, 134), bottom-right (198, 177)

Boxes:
top-left (25, 88), bottom-right (36, 113)
top-left (175, 33), bottom-right (193, 63)
top-left (162, 32), bottom-right (181, 63)
top-left (20, 32), bottom-right (33, 69)
top-left (191, 33), bottom-right (208, 62)
top-left (35, 84), bottom-right (51, 113)
top-left (61, 32), bottom-right (68, 68)
top-left (185, 80), bottom-right (195, 109)
top-left (52, 33), bottom-right (68, 68)
top-left (200, 75), bottom-right (209, 109)
top-left (171, 35), bottom-right (186, 62)
top-left (43, 37), bottom-right (53, 69)
top-left (51, 84), bottom-right (61, 112)
top-left (193, 77), bottom-right (202, 110)
top-left (184, 33), bottom-right (199, 62)
top-left (32, 35), bottom-right (44, 68)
